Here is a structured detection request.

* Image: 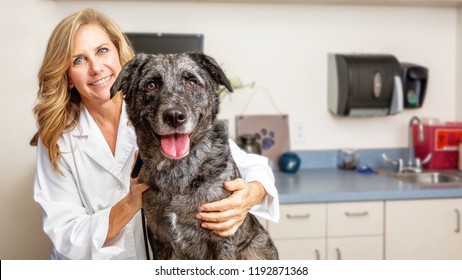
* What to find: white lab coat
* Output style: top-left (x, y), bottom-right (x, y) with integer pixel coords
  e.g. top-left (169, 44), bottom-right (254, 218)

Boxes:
top-left (34, 102), bottom-right (279, 260)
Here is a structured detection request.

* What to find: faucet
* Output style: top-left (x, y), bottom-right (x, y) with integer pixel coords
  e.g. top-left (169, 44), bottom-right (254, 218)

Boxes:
top-left (406, 116), bottom-right (424, 170)
top-left (383, 116), bottom-right (432, 173)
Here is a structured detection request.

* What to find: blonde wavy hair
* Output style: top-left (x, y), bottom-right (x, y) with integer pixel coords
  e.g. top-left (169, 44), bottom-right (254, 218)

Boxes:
top-left (30, 8), bottom-right (135, 172)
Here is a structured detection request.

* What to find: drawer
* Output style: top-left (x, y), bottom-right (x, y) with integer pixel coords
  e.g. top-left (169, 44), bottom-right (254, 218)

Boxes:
top-left (274, 238), bottom-right (326, 260)
top-left (327, 236), bottom-right (384, 260)
top-left (268, 203), bottom-right (326, 239)
top-left (327, 201), bottom-right (384, 237)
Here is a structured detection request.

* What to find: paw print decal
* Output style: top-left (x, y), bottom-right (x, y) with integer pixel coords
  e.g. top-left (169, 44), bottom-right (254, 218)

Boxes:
top-left (255, 128), bottom-right (275, 150)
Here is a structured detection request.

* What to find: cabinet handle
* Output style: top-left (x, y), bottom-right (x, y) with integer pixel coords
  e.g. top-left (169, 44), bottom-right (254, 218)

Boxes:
top-left (456, 209), bottom-right (461, 234)
top-left (286, 213), bottom-right (311, 219)
top-left (344, 211), bottom-right (368, 217)
top-left (336, 248), bottom-right (342, 260)
top-left (315, 249), bottom-right (320, 260)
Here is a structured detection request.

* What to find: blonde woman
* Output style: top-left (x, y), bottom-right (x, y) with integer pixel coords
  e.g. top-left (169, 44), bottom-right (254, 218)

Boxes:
top-left (31, 8), bottom-right (279, 260)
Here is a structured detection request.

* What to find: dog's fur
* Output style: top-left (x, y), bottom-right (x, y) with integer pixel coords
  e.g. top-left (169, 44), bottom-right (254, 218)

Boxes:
top-left (110, 52), bottom-right (278, 260)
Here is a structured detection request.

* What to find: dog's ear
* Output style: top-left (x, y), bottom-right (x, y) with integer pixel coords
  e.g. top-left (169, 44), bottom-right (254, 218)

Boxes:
top-left (188, 53), bottom-right (233, 93)
top-left (110, 53), bottom-right (150, 99)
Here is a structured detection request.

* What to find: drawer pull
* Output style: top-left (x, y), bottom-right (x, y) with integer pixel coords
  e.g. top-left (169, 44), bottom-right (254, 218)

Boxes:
top-left (456, 209), bottom-right (461, 234)
top-left (345, 211), bottom-right (369, 217)
top-left (286, 213), bottom-right (311, 219)
top-left (315, 249), bottom-right (320, 260)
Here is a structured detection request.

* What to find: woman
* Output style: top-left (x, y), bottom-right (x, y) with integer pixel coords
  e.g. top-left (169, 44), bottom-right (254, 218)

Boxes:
top-left (30, 8), bottom-right (279, 260)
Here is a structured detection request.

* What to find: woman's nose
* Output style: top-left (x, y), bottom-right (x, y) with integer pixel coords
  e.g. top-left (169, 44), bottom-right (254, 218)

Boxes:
top-left (89, 60), bottom-right (103, 75)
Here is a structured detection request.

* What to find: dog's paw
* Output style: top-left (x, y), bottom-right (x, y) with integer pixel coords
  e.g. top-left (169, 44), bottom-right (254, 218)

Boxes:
top-left (255, 128), bottom-right (275, 150)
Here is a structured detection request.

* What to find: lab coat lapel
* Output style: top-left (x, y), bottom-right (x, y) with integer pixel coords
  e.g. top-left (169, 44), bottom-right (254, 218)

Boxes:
top-left (78, 105), bottom-right (132, 182)
top-left (114, 102), bottom-right (137, 171)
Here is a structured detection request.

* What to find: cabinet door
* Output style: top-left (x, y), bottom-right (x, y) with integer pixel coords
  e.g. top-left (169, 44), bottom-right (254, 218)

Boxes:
top-left (385, 198), bottom-right (462, 260)
top-left (268, 203), bottom-right (326, 239)
top-left (274, 238), bottom-right (325, 260)
top-left (327, 201), bottom-right (384, 237)
top-left (327, 236), bottom-right (383, 260)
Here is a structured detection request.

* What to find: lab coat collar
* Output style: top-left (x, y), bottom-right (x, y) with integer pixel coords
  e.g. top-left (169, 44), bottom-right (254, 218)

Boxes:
top-left (73, 102), bottom-right (136, 182)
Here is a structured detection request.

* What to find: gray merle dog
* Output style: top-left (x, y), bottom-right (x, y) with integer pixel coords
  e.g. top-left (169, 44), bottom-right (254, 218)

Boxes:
top-left (110, 52), bottom-right (278, 260)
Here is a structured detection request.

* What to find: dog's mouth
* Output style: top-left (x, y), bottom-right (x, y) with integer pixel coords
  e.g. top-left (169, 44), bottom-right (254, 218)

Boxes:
top-left (160, 133), bottom-right (191, 159)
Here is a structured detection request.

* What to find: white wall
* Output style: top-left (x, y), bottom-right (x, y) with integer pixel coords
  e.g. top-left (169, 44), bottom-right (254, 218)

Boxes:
top-left (0, 0), bottom-right (458, 259)
top-left (457, 7), bottom-right (462, 122)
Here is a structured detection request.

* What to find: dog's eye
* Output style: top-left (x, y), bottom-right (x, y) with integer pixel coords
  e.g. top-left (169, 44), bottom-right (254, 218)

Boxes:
top-left (185, 77), bottom-right (199, 90)
top-left (147, 82), bottom-right (156, 90)
top-left (146, 80), bottom-right (161, 91)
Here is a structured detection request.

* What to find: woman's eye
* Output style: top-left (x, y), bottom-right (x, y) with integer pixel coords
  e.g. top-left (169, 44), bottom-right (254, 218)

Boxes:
top-left (73, 57), bottom-right (85, 65)
top-left (97, 48), bottom-right (108, 55)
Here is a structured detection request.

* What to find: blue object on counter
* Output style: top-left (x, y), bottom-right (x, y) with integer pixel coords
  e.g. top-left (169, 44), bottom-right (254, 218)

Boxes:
top-left (279, 152), bottom-right (301, 173)
top-left (356, 165), bottom-right (376, 174)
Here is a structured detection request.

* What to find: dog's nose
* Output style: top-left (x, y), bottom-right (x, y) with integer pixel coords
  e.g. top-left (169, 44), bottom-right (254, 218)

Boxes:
top-left (163, 107), bottom-right (187, 128)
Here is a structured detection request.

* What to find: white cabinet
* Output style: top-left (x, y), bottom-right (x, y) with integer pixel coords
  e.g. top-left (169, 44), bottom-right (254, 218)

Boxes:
top-left (275, 238), bottom-right (326, 260)
top-left (327, 236), bottom-right (383, 260)
top-left (268, 203), bottom-right (326, 260)
top-left (326, 201), bottom-right (384, 260)
top-left (269, 201), bottom-right (384, 260)
top-left (269, 203), bottom-right (326, 239)
top-left (385, 198), bottom-right (462, 259)
top-left (271, 198), bottom-right (462, 260)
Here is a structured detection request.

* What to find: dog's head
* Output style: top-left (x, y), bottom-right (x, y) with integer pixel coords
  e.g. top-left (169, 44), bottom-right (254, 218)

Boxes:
top-left (110, 52), bottom-right (233, 160)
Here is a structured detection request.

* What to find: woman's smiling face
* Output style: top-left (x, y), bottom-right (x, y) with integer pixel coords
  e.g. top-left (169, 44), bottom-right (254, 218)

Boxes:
top-left (67, 24), bottom-right (121, 105)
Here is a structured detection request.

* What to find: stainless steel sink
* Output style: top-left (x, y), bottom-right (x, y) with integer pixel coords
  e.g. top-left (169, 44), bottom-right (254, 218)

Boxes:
top-left (387, 171), bottom-right (462, 185)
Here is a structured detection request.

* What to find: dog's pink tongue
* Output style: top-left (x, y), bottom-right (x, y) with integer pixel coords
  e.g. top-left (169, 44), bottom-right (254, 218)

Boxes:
top-left (161, 134), bottom-right (190, 159)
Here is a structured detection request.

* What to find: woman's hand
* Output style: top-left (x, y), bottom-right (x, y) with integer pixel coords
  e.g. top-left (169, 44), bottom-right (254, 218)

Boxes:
top-left (105, 153), bottom-right (149, 246)
top-left (126, 151), bottom-right (149, 213)
top-left (196, 179), bottom-right (267, 237)
top-left (127, 177), bottom-right (150, 212)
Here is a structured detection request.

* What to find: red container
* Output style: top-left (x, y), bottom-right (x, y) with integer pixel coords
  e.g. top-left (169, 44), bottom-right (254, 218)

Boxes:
top-left (413, 122), bottom-right (462, 169)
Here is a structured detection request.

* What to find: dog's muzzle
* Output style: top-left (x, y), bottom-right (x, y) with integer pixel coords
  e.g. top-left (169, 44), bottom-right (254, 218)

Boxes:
top-left (163, 107), bottom-right (187, 129)
top-left (156, 106), bottom-right (192, 159)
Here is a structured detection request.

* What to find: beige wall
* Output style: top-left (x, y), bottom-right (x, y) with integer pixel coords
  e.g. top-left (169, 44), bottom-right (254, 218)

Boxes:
top-left (0, 0), bottom-right (458, 259)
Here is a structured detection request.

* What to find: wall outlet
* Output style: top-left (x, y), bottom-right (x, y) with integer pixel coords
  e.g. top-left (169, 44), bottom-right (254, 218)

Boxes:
top-left (293, 122), bottom-right (307, 143)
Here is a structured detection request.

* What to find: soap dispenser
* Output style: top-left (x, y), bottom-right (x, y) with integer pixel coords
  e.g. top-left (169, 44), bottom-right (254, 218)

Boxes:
top-left (400, 62), bottom-right (428, 108)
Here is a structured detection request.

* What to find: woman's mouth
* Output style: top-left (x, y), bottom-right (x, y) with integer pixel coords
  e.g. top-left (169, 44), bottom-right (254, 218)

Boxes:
top-left (90, 76), bottom-right (111, 86)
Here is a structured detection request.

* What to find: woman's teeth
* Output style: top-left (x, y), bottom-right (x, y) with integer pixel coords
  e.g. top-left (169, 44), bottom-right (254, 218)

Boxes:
top-left (91, 76), bottom-right (110, 86)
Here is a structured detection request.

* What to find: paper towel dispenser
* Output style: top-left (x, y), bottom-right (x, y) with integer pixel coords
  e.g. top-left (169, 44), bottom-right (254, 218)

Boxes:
top-left (328, 53), bottom-right (403, 117)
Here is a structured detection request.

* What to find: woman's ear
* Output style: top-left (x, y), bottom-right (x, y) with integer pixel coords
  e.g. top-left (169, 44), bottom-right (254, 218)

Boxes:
top-left (67, 75), bottom-right (74, 90)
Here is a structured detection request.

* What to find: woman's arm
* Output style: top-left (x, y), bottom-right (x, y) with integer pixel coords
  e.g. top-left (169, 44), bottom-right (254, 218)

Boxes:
top-left (34, 140), bottom-right (146, 259)
top-left (105, 177), bottom-right (148, 245)
top-left (196, 139), bottom-right (279, 237)
top-left (196, 179), bottom-right (266, 237)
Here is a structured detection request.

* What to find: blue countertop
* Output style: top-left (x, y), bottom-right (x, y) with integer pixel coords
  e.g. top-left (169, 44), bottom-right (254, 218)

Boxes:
top-left (274, 169), bottom-right (462, 204)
